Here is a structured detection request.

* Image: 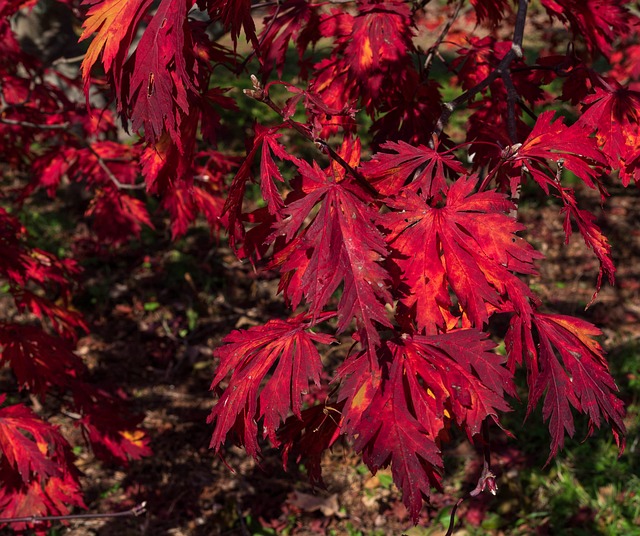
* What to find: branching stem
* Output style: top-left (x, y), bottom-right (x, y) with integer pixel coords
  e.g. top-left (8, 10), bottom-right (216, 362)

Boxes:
top-left (423, 0), bottom-right (464, 77)
top-left (433, 0), bottom-right (529, 139)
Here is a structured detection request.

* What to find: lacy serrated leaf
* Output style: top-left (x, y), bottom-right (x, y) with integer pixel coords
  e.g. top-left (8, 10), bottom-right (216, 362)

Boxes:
top-left (577, 83), bottom-right (640, 186)
top-left (353, 346), bottom-right (442, 523)
top-left (384, 176), bottom-right (542, 332)
top-left (0, 472), bottom-right (84, 532)
top-left (80, 0), bottom-right (153, 95)
top-left (270, 157), bottom-right (392, 349)
top-left (353, 329), bottom-right (511, 522)
top-left (515, 110), bottom-right (606, 191)
top-left (208, 315), bottom-right (334, 457)
top-left (361, 140), bottom-right (465, 197)
top-left (0, 324), bottom-right (84, 396)
top-left (125, 0), bottom-right (194, 147)
top-left (529, 313), bottom-right (626, 463)
top-left (0, 398), bottom-right (68, 481)
top-left (540, 0), bottom-right (630, 56)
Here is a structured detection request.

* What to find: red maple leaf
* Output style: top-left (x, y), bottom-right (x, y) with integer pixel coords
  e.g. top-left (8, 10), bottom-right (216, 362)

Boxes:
top-left (0, 472), bottom-right (84, 532)
top-left (207, 0), bottom-right (258, 49)
top-left (511, 110), bottom-right (606, 192)
top-left (269, 148), bottom-right (393, 350)
top-left (124, 0), bottom-right (195, 147)
top-left (0, 324), bottom-right (84, 396)
top-left (577, 82), bottom-right (640, 186)
top-left (0, 397), bottom-right (71, 482)
top-left (81, 0), bottom-right (198, 147)
top-left (86, 188), bottom-right (153, 245)
top-left (344, 0), bottom-right (415, 101)
top-left (354, 329), bottom-right (511, 522)
top-left (80, 0), bottom-right (153, 96)
top-left (526, 314), bottom-right (626, 462)
top-left (361, 140), bottom-right (465, 197)
top-left (383, 176), bottom-right (542, 333)
top-left (540, 0), bottom-right (630, 57)
top-left (469, 0), bottom-right (510, 26)
top-left (208, 314), bottom-right (334, 457)
top-left (258, 0), bottom-right (321, 77)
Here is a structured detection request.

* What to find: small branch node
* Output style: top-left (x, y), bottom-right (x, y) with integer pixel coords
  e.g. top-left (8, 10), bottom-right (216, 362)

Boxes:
top-left (511, 43), bottom-right (523, 58)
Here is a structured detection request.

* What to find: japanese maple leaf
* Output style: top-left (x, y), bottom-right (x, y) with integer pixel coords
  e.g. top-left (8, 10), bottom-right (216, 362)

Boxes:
top-left (80, 0), bottom-right (153, 95)
top-left (344, 0), bottom-right (415, 100)
top-left (354, 329), bottom-right (511, 522)
top-left (506, 112), bottom-right (614, 295)
top-left (207, 0), bottom-right (258, 49)
top-left (85, 188), bottom-right (153, 245)
top-left (162, 179), bottom-right (228, 239)
top-left (279, 401), bottom-right (343, 485)
top-left (470, 0), bottom-right (510, 26)
top-left (81, 0), bottom-right (197, 147)
top-left (223, 125), bottom-right (300, 248)
top-left (370, 73), bottom-right (443, 148)
top-left (71, 383), bottom-right (152, 465)
top-left (0, 472), bottom-right (84, 532)
top-left (125, 0), bottom-right (195, 147)
top-left (513, 110), bottom-right (606, 192)
top-left (361, 140), bottom-right (465, 197)
top-left (558, 187), bottom-right (615, 300)
top-left (0, 397), bottom-right (70, 481)
top-left (259, 0), bottom-right (321, 77)
top-left (0, 324), bottom-right (84, 396)
top-left (577, 83), bottom-right (640, 186)
top-left (208, 315), bottom-right (334, 457)
top-left (13, 290), bottom-right (88, 339)
top-left (80, 418), bottom-right (151, 465)
top-left (383, 176), bottom-right (542, 333)
top-left (269, 157), bottom-right (393, 350)
top-left (353, 343), bottom-right (443, 524)
top-left (540, 0), bottom-right (630, 57)
top-left (527, 313), bottom-right (626, 462)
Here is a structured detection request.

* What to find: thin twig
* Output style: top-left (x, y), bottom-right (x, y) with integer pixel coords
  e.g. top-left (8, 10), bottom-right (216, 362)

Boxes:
top-left (81, 140), bottom-right (146, 191)
top-left (423, 0), bottom-right (464, 77)
top-left (0, 117), bottom-right (70, 130)
top-left (64, 129), bottom-right (147, 191)
top-left (0, 502), bottom-right (147, 525)
top-left (433, 0), bottom-right (529, 139)
top-left (52, 55), bottom-right (86, 66)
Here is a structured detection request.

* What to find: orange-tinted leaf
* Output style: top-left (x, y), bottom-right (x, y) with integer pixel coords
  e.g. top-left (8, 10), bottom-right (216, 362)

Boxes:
top-left (384, 176), bottom-right (542, 332)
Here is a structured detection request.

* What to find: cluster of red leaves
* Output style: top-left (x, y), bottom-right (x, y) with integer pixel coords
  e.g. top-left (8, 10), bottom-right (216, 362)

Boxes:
top-left (0, 207), bottom-right (151, 530)
top-left (2, 0), bottom-right (640, 529)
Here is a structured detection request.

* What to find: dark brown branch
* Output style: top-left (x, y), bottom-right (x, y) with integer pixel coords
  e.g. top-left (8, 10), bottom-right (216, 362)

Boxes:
top-left (0, 502), bottom-right (147, 525)
top-left (423, 0), bottom-right (464, 77)
top-left (244, 75), bottom-right (379, 197)
top-left (501, 69), bottom-right (519, 144)
top-left (433, 0), bottom-right (529, 139)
